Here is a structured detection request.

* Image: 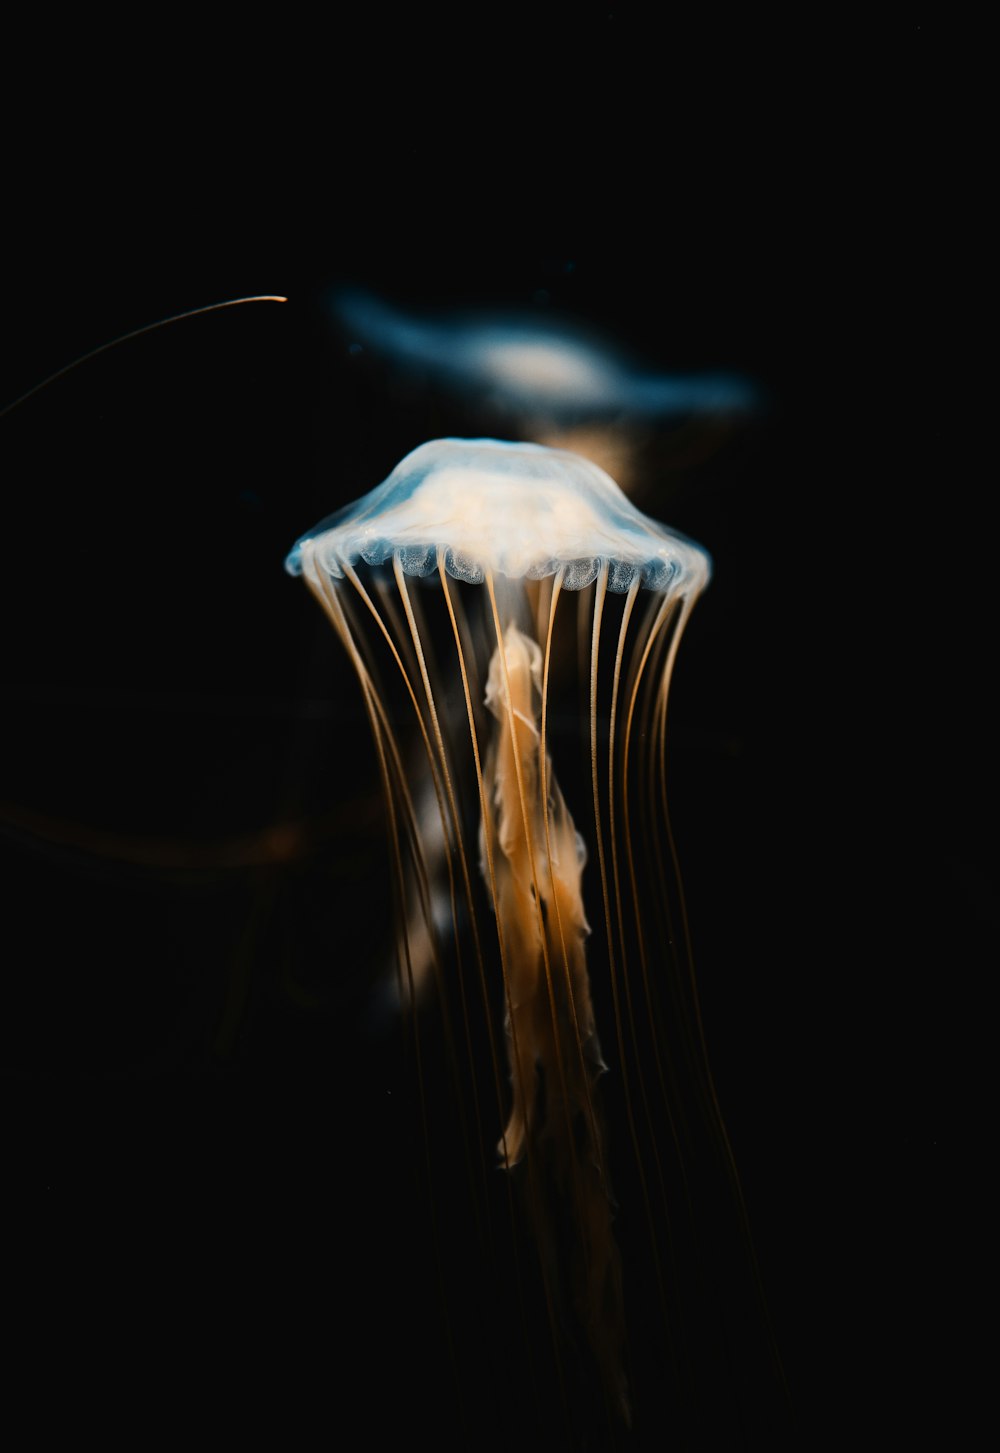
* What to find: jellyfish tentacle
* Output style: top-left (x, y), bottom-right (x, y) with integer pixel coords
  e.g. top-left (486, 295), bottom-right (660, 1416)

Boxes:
top-left (538, 567), bottom-right (606, 1171)
top-left (624, 593), bottom-right (692, 1122)
top-left (436, 564), bottom-right (521, 1172)
top-left (618, 595), bottom-right (683, 1157)
top-left (302, 545), bottom-right (432, 1141)
top-left (648, 608), bottom-right (793, 1404)
top-left (607, 573), bottom-right (642, 1003)
top-left (393, 555), bottom-right (504, 1225)
top-left (303, 547), bottom-right (448, 1013)
top-left (309, 546), bottom-right (489, 1251)
top-left (340, 560), bottom-right (493, 1224)
top-left (437, 562), bottom-right (573, 1427)
top-left (0, 294), bottom-right (286, 420)
top-left (483, 575), bottom-right (584, 1180)
top-left (538, 571), bottom-right (630, 1423)
top-left (587, 561), bottom-right (668, 1328)
top-left (615, 590), bottom-right (707, 1378)
top-left (481, 582), bottom-right (600, 1309)
top-left (314, 568), bottom-right (467, 1393)
top-left (483, 571), bottom-right (632, 1423)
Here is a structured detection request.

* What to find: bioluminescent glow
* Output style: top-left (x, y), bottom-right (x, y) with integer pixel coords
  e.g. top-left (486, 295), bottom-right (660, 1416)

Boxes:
top-left (287, 437), bottom-right (744, 1437)
top-left (331, 287), bottom-right (758, 424)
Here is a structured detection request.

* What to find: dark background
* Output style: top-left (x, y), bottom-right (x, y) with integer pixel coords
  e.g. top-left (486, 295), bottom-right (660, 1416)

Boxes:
top-left (2, 17), bottom-right (986, 1449)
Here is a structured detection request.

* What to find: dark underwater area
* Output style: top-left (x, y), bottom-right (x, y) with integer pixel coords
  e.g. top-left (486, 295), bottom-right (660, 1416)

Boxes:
top-left (2, 23), bottom-right (987, 1450)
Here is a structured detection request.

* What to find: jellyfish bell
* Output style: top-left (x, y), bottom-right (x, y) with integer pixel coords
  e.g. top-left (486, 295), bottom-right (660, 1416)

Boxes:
top-left (285, 436), bottom-right (711, 593)
top-left (286, 438), bottom-right (778, 1444)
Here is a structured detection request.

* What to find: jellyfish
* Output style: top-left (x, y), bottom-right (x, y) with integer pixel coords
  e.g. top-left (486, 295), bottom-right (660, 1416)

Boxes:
top-left (330, 285), bottom-right (760, 494)
top-left (286, 438), bottom-right (774, 1444)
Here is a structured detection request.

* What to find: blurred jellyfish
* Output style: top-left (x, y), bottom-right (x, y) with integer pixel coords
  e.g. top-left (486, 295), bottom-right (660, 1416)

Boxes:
top-left (330, 286), bottom-right (760, 495)
top-left (286, 437), bottom-right (763, 1438)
